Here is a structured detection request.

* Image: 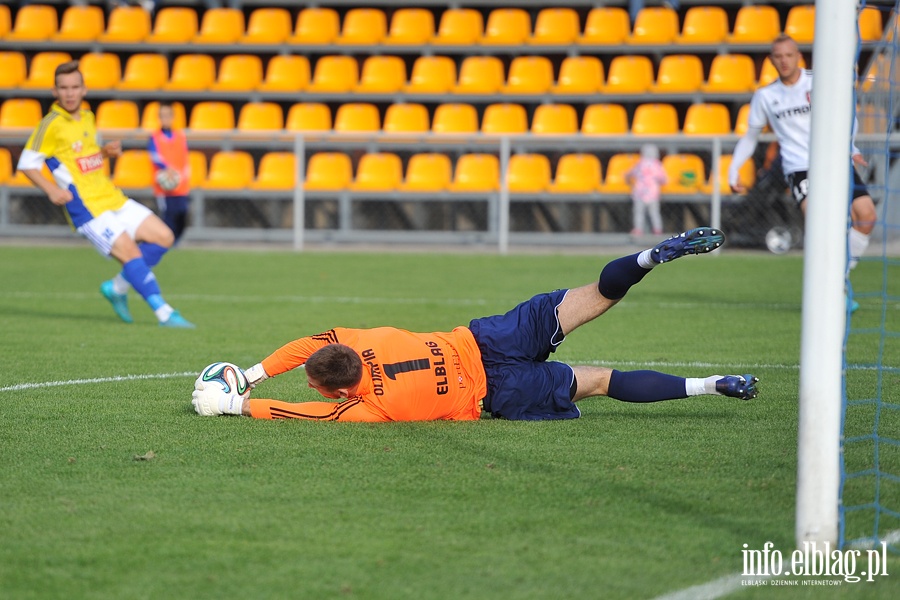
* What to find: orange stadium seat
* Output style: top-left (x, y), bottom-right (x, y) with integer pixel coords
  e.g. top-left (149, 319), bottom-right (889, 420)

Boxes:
top-left (605, 55), bottom-right (654, 94)
top-left (352, 152), bottom-right (403, 191)
top-left (111, 150), bottom-right (153, 188)
top-left (286, 103), bottom-right (332, 132)
top-left (785, 5), bottom-right (815, 44)
top-left (204, 151), bottom-right (254, 189)
top-left (99, 6), bottom-right (150, 43)
top-left (859, 7), bottom-right (884, 42)
top-left (212, 54), bottom-right (263, 91)
top-left (189, 101), bottom-right (235, 131)
top-left (405, 56), bottom-right (457, 94)
top-left (0, 5), bottom-right (10, 38)
top-left (758, 55), bottom-right (807, 88)
top-left (194, 8), bottom-right (244, 44)
top-left (702, 155), bottom-right (755, 195)
top-left (9, 163), bottom-right (53, 187)
top-left (336, 8), bottom-right (387, 45)
top-left (482, 8), bottom-right (531, 45)
top-left (141, 101), bottom-right (186, 131)
top-left (95, 100), bottom-right (139, 130)
top-left (356, 56), bottom-right (407, 93)
top-left (683, 103), bottom-right (731, 135)
top-left (549, 154), bottom-right (602, 194)
top-left (307, 55), bottom-right (359, 93)
top-left (258, 55), bottom-right (310, 92)
top-left (54, 5), bottom-right (104, 42)
top-left (729, 6), bottom-right (780, 44)
top-left (20, 52), bottom-right (71, 89)
top-left (453, 56), bottom-right (505, 94)
top-left (530, 7), bottom-right (579, 45)
top-left (631, 103), bottom-right (679, 135)
top-left (432, 103), bottom-right (478, 134)
top-left (147, 7), bottom-right (197, 43)
top-left (451, 154), bottom-right (499, 191)
top-left (383, 103), bottom-right (429, 133)
top-left (503, 56), bottom-right (554, 94)
top-left (289, 7), bottom-right (339, 44)
top-left (401, 153), bottom-right (452, 191)
top-left (734, 104), bottom-right (751, 135)
top-left (0, 52), bottom-right (27, 88)
top-left (433, 8), bottom-right (483, 45)
top-left (531, 104), bottom-right (577, 135)
top-left (237, 102), bottom-right (283, 131)
top-left (628, 7), bottom-right (678, 45)
top-left (652, 54), bottom-right (704, 93)
top-left (6, 4), bottom-right (57, 41)
top-left (662, 154), bottom-right (705, 194)
top-left (481, 103), bottom-right (527, 135)
top-left (552, 56), bottom-right (604, 94)
top-left (385, 8), bottom-right (434, 45)
top-left (251, 152), bottom-right (296, 190)
top-left (581, 104), bottom-right (628, 135)
top-left (117, 54), bottom-right (168, 91)
top-left (0, 98), bottom-right (43, 129)
top-left (188, 151), bottom-right (207, 188)
top-left (334, 103), bottom-right (380, 133)
top-left (0, 148), bottom-right (12, 184)
top-left (241, 8), bottom-right (291, 44)
top-left (579, 7), bottom-right (629, 45)
top-left (677, 6), bottom-right (728, 44)
top-left (507, 154), bottom-right (550, 193)
top-left (703, 54), bottom-right (757, 93)
top-left (600, 153), bottom-right (640, 193)
top-left (164, 54), bottom-right (216, 91)
top-left (305, 153), bottom-right (353, 190)
top-left (79, 53), bottom-right (121, 90)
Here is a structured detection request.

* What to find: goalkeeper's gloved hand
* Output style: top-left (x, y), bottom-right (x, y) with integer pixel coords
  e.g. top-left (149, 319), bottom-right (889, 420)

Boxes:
top-left (244, 363), bottom-right (269, 389)
top-left (191, 382), bottom-right (245, 416)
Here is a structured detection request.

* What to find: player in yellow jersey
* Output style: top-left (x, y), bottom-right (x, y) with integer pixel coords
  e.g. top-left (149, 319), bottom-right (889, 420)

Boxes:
top-left (193, 228), bottom-right (760, 422)
top-left (17, 61), bottom-right (193, 328)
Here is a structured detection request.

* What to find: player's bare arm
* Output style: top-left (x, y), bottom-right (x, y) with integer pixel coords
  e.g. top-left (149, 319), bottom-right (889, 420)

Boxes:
top-left (20, 169), bottom-right (72, 205)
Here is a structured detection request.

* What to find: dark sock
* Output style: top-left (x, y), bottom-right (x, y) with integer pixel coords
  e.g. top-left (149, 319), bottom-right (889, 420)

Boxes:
top-left (138, 242), bottom-right (168, 268)
top-left (598, 253), bottom-right (651, 300)
top-left (607, 369), bottom-right (688, 403)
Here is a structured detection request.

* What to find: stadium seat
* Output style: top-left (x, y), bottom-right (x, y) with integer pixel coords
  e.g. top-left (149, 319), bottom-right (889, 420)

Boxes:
top-left (385, 8), bottom-right (434, 45)
top-left (0, 5), bottom-right (10, 38)
top-left (405, 56), bottom-right (457, 94)
top-left (481, 8), bottom-right (531, 45)
top-left (506, 154), bottom-right (551, 193)
top-left (627, 7), bottom-right (678, 45)
top-left (286, 103), bottom-right (332, 132)
top-left (432, 103), bottom-right (478, 134)
top-left (6, 4), bottom-right (57, 41)
top-left (579, 7), bottom-right (629, 45)
top-left (289, 7), bottom-right (339, 44)
top-left (581, 104), bottom-right (628, 135)
top-left (401, 153), bottom-right (452, 191)
top-left (54, 5), bottom-right (104, 42)
top-left (237, 102), bottom-right (283, 131)
top-left (141, 101), bottom-right (186, 131)
top-left (702, 55), bottom-right (756, 93)
top-left (307, 55), bottom-right (359, 93)
top-left (661, 154), bottom-right (705, 194)
top-left (164, 54), bottom-right (216, 91)
top-left (683, 103), bottom-right (731, 135)
top-left (549, 154), bottom-right (602, 194)
top-left (95, 100), bottom-right (139, 130)
top-left (652, 54), bottom-right (704, 93)
top-left (117, 54), bottom-right (168, 91)
top-left (529, 7), bottom-right (579, 45)
top-left (0, 147), bottom-right (11, 184)
top-left (531, 104), bottom-right (578, 135)
top-left (147, 7), bottom-right (197, 43)
top-left (188, 101), bottom-right (235, 131)
top-left (433, 8), bottom-right (483, 45)
top-left (251, 152), bottom-right (296, 190)
top-left (734, 104), bottom-right (751, 136)
top-left (785, 5), bottom-right (815, 44)
top-left (383, 103), bottom-right (429, 133)
top-left (188, 151), bottom-right (207, 188)
top-left (453, 56), bottom-right (505, 94)
top-left (600, 153), bottom-right (640, 193)
top-left (334, 103), bottom-right (380, 133)
top-left (19, 52), bottom-right (72, 89)
top-left (79, 53), bottom-right (122, 90)
top-left (859, 7), bottom-right (884, 42)
top-left (336, 8), bottom-right (387, 45)
top-left (481, 103), bottom-right (527, 135)
top-left (258, 55), bottom-right (310, 92)
top-left (194, 8), bottom-right (244, 44)
top-left (352, 152), bottom-right (403, 191)
top-left (204, 151), bottom-right (254, 189)
top-left (450, 154), bottom-right (499, 191)
top-left (355, 56), bottom-right (407, 93)
top-left (502, 56), bottom-right (554, 94)
top-left (99, 6), bottom-right (150, 43)
top-left (729, 6), bottom-right (780, 44)
top-left (0, 98), bottom-right (43, 129)
top-left (111, 150), bottom-right (153, 188)
top-left (605, 55), bottom-right (654, 94)
top-left (702, 155), bottom-right (756, 195)
top-left (0, 52), bottom-right (27, 88)
top-left (305, 153), bottom-right (353, 190)
top-left (241, 8), bottom-right (291, 44)
top-left (552, 56), bottom-right (604, 94)
top-left (631, 103), bottom-right (679, 135)
top-left (677, 6), bottom-right (728, 44)
top-left (212, 54), bottom-right (263, 91)
top-left (758, 55), bottom-right (807, 88)
top-left (9, 163), bottom-right (53, 187)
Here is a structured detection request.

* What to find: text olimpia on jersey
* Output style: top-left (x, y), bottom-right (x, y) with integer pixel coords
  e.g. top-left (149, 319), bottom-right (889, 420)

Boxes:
top-left (747, 69), bottom-right (813, 175)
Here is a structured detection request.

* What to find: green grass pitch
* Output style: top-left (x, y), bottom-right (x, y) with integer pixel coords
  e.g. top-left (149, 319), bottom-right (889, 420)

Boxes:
top-left (0, 244), bottom-right (897, 599)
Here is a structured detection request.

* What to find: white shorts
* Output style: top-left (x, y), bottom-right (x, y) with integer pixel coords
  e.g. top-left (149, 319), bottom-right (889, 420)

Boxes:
top-left (76, 199), bottom-right (154, 256)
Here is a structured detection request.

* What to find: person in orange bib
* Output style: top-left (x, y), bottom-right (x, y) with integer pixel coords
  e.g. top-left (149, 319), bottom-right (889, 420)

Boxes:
top-left (148, 101), bottom-right (191, 243)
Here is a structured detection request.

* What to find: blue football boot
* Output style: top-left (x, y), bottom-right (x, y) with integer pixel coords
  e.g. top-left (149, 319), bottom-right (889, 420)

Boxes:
top-left (716, 374), bottom-right (759, 401)
top-left (160, 310), bottom-right (196, 329)
top-left (651, 227), bottom-right (725, 263)
top-left (100, 280), bottom-right (133, 323)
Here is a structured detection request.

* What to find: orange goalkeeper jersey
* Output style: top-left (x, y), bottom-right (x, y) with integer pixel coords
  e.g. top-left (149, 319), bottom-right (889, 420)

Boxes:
top-left (261, 326), bottom-right (487, 421)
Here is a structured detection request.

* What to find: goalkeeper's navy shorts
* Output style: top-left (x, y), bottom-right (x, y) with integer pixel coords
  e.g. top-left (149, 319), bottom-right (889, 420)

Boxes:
top-left (469, 288), bottom-right (580, 421)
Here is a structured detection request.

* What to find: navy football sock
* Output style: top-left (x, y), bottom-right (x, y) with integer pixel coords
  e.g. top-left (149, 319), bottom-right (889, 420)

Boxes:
top-left (607, 369), bottom-right (688, 403)
top-left (597, 253), bottom-right (651, 300)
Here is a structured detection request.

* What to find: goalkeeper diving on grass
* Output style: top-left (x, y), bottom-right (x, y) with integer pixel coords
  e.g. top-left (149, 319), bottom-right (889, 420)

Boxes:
top-left (192, 228), bottom-right (759, 422)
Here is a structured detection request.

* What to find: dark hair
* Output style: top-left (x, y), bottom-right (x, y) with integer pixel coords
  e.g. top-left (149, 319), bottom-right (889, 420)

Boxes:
top-left (158, 101), bottom-right (174, 110)
top-left (54, 61), bottom-right (83, 85)
top-left (305, 344), bottom-right (363, 390)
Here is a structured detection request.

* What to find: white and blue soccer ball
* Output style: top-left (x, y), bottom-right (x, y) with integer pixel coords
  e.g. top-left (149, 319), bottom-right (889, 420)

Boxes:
top-left (195, 362), bottom-right (251, 400)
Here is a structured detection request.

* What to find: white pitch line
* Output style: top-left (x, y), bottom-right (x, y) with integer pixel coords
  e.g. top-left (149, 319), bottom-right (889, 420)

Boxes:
top-left (0, 371), bottom-right (197, 393)
top-left (652, 573), bottom-right (772, 600)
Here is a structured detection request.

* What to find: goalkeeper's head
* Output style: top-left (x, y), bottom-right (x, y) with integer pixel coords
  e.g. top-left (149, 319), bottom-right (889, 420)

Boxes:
top-left (305, 344), bottom-right (364, 399)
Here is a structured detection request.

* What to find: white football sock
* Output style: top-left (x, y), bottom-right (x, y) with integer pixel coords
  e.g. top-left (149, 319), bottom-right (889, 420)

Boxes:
top-left (154, 304), bottom-right (174, 323)
top-left (848, 227), bottom-right (870, 271)
top-left (685, 376), bottom-right (725, 396)
top-left (112, 274), bottom-right (130, 295)
top-left (637, 249), bottom-right (657, 269)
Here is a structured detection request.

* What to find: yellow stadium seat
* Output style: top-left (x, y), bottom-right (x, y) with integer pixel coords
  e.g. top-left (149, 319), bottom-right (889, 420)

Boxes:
top-left (0, 52), bottom-right (27, 88)
top-left (451, 154), bottom-right (499, 192)
top-left (0, 98), bottom-right (43, 129)
top-left (0, 6), bottom-right (10, 38)
top-left (241, 8), bottom-right (291, 44)
top-left (579, 7), bottom-right (629, 45)
top-left (729, 6), bottom-right (780, 44)
top-left (20, 52), bottom-right (71, 89)
top-left (552, 56), bottom-right (604, 94)
top-left (859, 7), bottom-right (884, 42)
top-left (96, 100), bottom-right (139, 130)
top-left (432, 103), bottom-right (478, 134)
top-left (79, 53), bottom-right (121, 90)
top-left (683, 103), bottom-right (731, 135)
top-left (601, 154), bottom-right (640, 193)
top-left (141, 101), bottom-right (186, 131)
top-left (212, 54), bottom-right (263, 91)
top-left (628, 7), bottom-right (678, 45)
top-left (531, 104), bottom-right (577, 135)
top-left (194, 8), bottom-right (244, 44)
top-left (550, 153), bottom-right (602, 194)
top-left (530, 7), bottom-right (579, 45)
top-left (251, 152), bottom-right (296, 190)
top-left (204, 151), bottom-right (254, 189)
top-left (258, 55), bottom-right (310, 92)
top-left (453, 56), bottom-right (505, 94)
top-left (507, 154), bottom-right (550, 193)
top-left (735, 104), bottom-right (751, 136)
top-left (785, 5), bottom-right (815, 44)
top-left (352, 152), bottom-right (403, 191)
top-left (164, 54), bottom-right (216, 91)
top-left (286, 103), bottom-right (332, 132)
top-left (334, 103), bottom-right (380, 133)
top-left (677, 6), bottom-right (728, 44)
top-left (503, 56), bottom-right (554, 94)
top-left (481, 103), bottom-right (527, 135)
top-left (112, 150), bottom-right (153, 188)
top-left (405, 56), bottom-right (456, 94)
top-left (147, 7), bottom-right (197, 43)
top-left (702, 155), bottom-right (756, 195)
top-left (385, 8), bottom-right (434, 45)
top-left (482, 8), bottom-right (531, 45)
top-left (703, 54), bottom-right (757, 93)
top-left (433, 8), bottom-right (483, 45)
top-left (188, 151), bottom-right (207, 188)
top-left (401, 153), bottom-right (452, 191)
top-left (9, 163), bottom-right (53, 187)
top-left (117, 54), bottom-right (168, 91)
top-left (0, 147), bottom-right (12, 184)
top-left (652, 54), bottom-right (704, 93)
top-left (356, 56), bottom-right (407, 93)
top-left (758, 55), bottom-right (807, 88)
top-left (632, 103), bottom-right (679, 135)
top-left (189, 102), bottom-right (235, 131)
top-left (662, 154), bottom-right (705, 194)
top-left (305, 153), bottom-right (352, 190)
top-left (99, 6), bottom-right (150, 43)
top-left (383, 103), bottom-right (429, 133)
top-left (581, 104), bottom-right (628, 135)
top-left (336, 8), bottom-right (386, 45)
top-left (307, 55), bottom-right (359, 93)
top-left (289, 7), bottom-right (339, 44)
top-left (54, 5), bottom-right (104, 42)
top-left (605, 55), bottom-right (654, 94)
top-left (6, 4), bottom-right (57, 41)
top-left (237, 102), bottom-right (283, 131)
